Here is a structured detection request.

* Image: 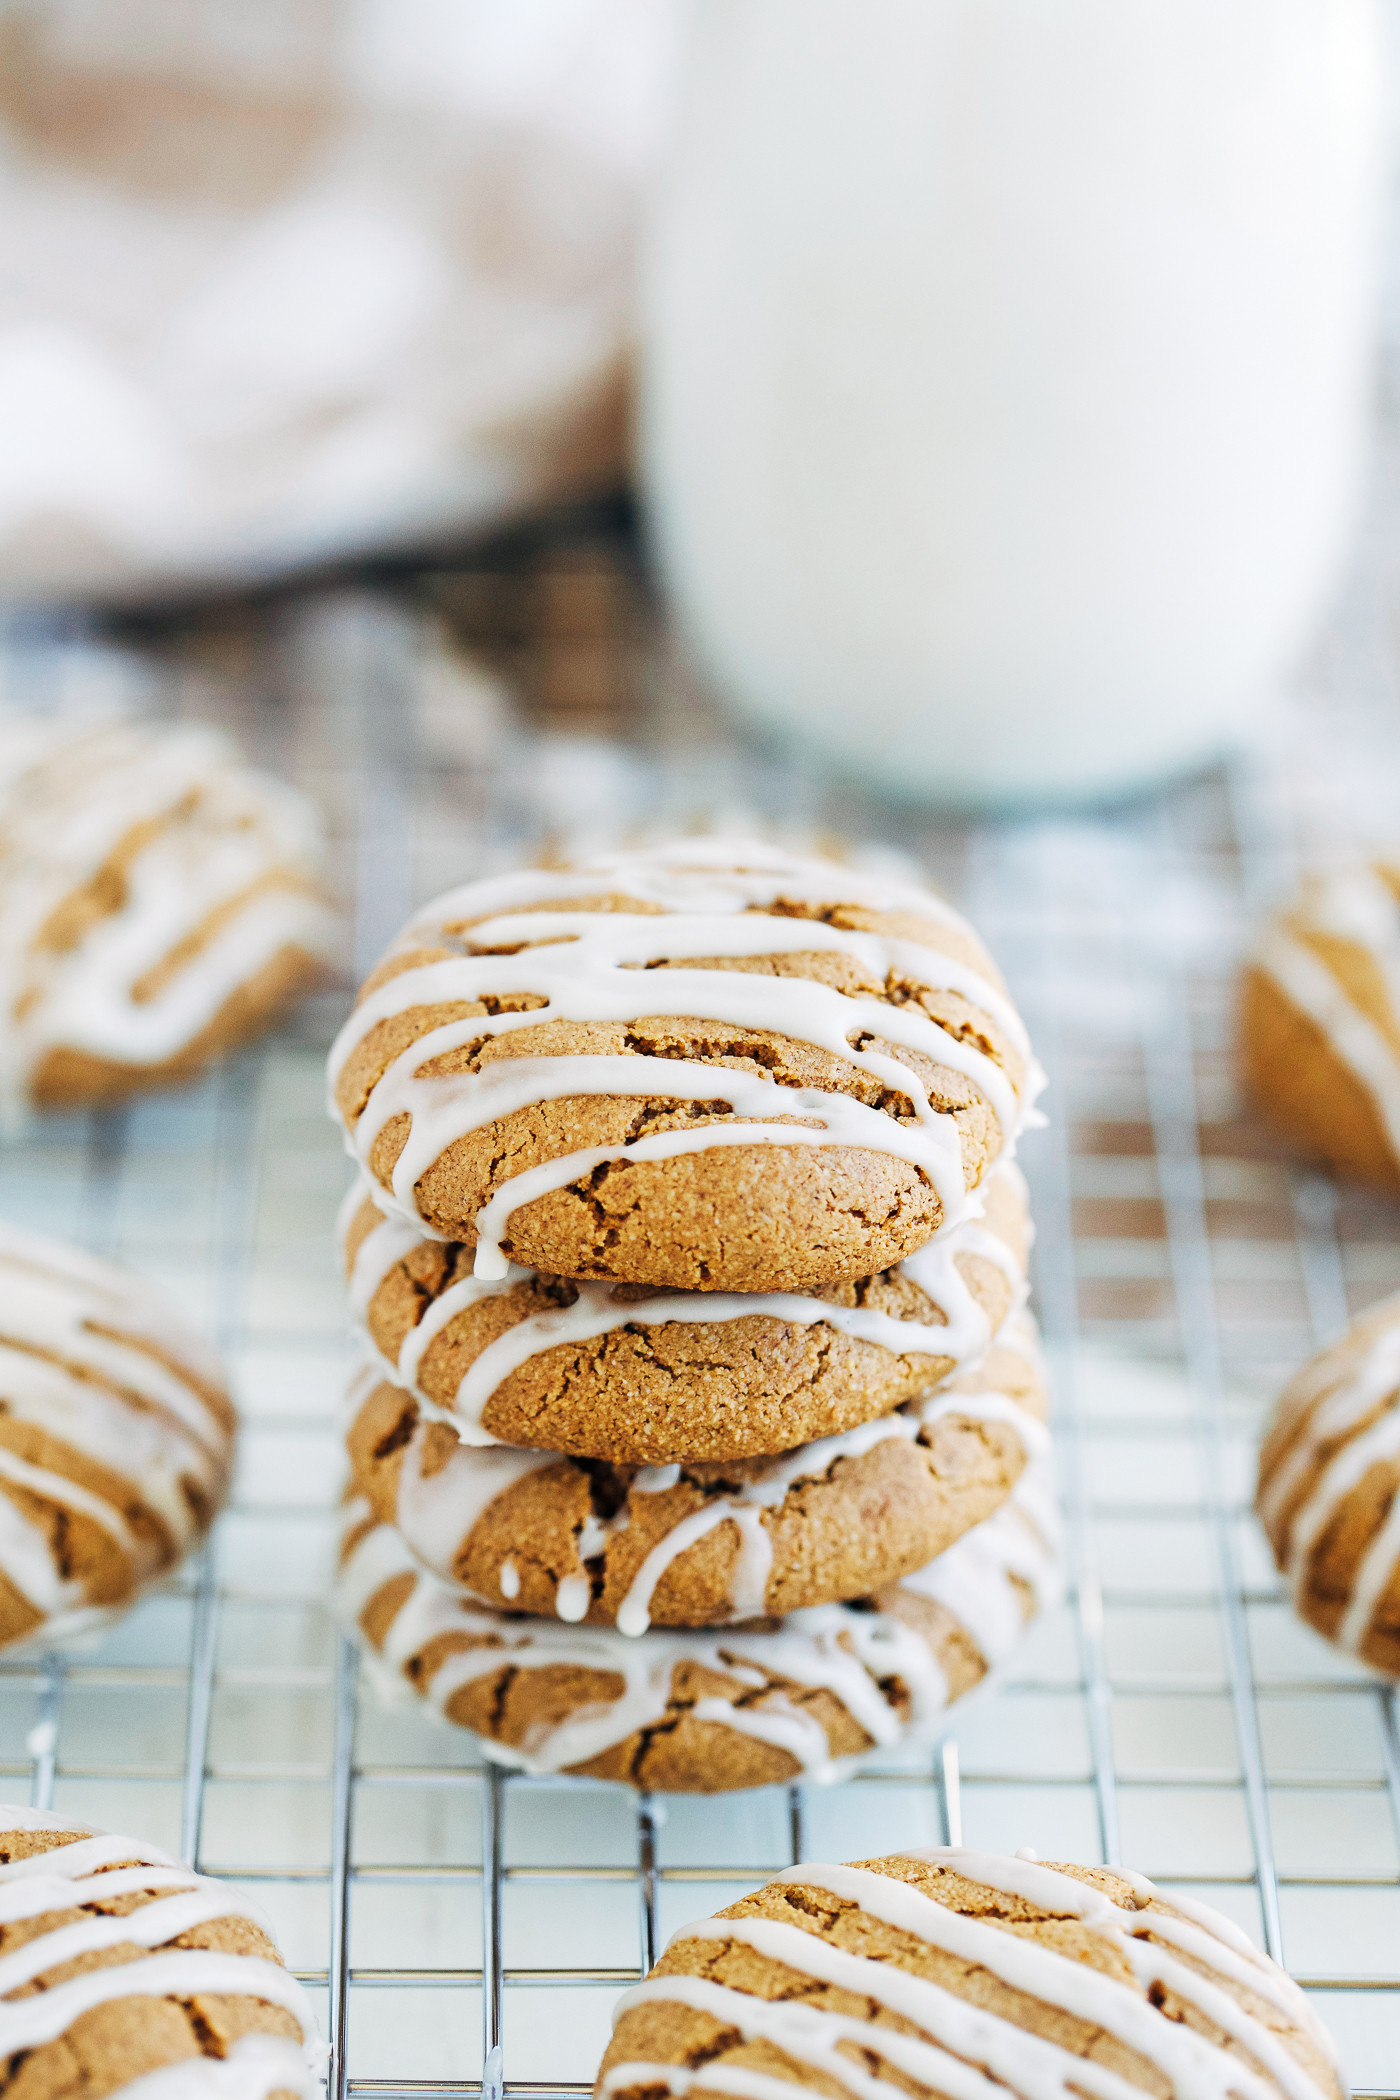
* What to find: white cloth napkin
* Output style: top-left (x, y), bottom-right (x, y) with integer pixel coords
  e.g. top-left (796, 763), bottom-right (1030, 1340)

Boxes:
top-left (0, 0), bottom-right (676, 599)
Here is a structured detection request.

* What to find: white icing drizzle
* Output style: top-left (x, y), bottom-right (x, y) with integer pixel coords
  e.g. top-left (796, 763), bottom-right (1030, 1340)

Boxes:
top-left (353, 1320), bottom-right (1049, 1636)
top-left (328, 840), bottom-right (1039, 1272)
top-left (624, 1849), bottom-right (1334, 2100)
top-left (0, 1223), bottom-right (233, 1640)
top-left (0, 718), bottom-right (336, 1114)
top-left (0, 1809), bottom-right (322, 2078)
top-left (1253, 865), bottom-right (1400, 1166)
top-left (1258, 1306), bottom-right (1400, 1661)
top-left (338, 1465), bottom-right (1061, 1782)
top-left (341, 1158), bottom-right (1028, 1450)
top-left (392, 1410), bottom-right (552, 1583)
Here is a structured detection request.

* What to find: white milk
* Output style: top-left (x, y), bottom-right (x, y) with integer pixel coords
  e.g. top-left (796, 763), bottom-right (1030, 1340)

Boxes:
top-left (641, 0), bottom-right (1386, 805)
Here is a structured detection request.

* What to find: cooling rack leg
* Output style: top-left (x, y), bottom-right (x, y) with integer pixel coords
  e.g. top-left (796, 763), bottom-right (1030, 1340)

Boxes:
top-left (787, 1785), bottom-right (804, 1866)
top-left (635, 1792), bottom-right (658, 1975)
top-left (1139, 809), bottom-right (1284, 1964)
top-left (480, 1762), bottom-right (505, 2092)
top-left (328, 1634), bottom-right (357, 2100)
top-left (27, 1652), bottom-right (63, 1812)
top-left (993, 826), bottom-right (1121, 1865)
top-left (80, 1106), bottom-right (128, 1258)
top-left (1291, 1175), bottom-right (1350, 1348)
top-left (179, 1544), bottom-right (219, 1867)
top-left (937, 1740), bottom-right (962, 1848)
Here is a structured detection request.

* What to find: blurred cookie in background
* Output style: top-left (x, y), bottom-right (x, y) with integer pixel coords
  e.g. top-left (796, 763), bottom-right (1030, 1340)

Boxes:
top-left (0, 1221), bottom-right (235, 1651)
top-left (1258, 1291), bottom-right (1400, 1674)
top-left (1242, 859), bottom-right (1400, 1192)
top-left (0, 715), bottom-right (336, 1114)
top-left (0, 1805), bottom-right (321, 2097)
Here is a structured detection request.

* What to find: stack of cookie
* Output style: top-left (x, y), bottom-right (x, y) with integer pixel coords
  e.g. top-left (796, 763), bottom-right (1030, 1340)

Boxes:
top-left (330, 839), bottom-right (1057, 1791)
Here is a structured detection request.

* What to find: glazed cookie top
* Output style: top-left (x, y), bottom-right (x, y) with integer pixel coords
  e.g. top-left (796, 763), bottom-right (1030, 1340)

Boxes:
top-left (0, 717), bottom-right (336, 1112)
top-left (0, 1220), bottom-right (234, 1646)
top-left (339, 1465), bottom-right (1061, 1786)
top-left (0, 1804), bottom-right (322, 2099)
top-left (1257, 1291), bottom-right (1400, 1671)
top-left (603, 1846), bottom-right (1341, 2100)
top-left (1248, 858), bottom-right (1400, 1164)
top-left (345, 1325), bottom-right (1049, 1633)
top-left (340, 1156), bottom-right (1029, 1460)
top-left (329, 838), bottom-right (1039, 1284)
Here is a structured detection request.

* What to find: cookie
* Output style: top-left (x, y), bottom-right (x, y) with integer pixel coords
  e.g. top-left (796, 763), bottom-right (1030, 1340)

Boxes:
top-left (0, 1222), bottom-right (235, 1653)
top-left (329, 838), bottom-right (1038, 1292)
top-left (0, 717), bottom-right (336, 1114)
top-left (600, 1846), bottom-right (1341, 2100)
top-left (1242, 859), bottom-right (1400, 1191)
top-left (346, 1325), bottom-right (1048, 1632)
top-left (1256, 1290), bottom-right (1400, 1672)
top-left (0, 1805), bottom-right (322, 2100)
top-left (340, 1156), bottom-right (1029, 1461)
top-left (336, 1464), bottom-right (1060, 1791)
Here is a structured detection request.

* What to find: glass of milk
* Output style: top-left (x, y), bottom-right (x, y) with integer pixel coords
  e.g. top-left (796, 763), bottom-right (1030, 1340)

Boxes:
top-left (640, 0), bottom-right (1387, 806)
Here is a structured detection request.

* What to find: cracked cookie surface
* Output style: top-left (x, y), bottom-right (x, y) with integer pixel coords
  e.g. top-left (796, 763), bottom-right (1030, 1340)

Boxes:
top-left (341, 1158), bottom-right (1028, 1462)
top-left (0, 1806), bottom-right (321, 2100)
top-left (329, 840), bottom-right (1037, 1292)
top-left (346, 1329), bottom-right (1047, 1632)
top-left (336, 1463), bottom-right (1060, 1792)
top-left (600, 1846), bottom-right (1342, 2098)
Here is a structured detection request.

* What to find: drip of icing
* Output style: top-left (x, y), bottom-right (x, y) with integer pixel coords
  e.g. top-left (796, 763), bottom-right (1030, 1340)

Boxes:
top-left (329, 843), bottom-right (1039, 1265)
top-left (614, 1501), bottom-right (773, 1638)
top-left (393, 1431), bottom-right (551, 1590)
top-left (554, 1574), bottom-right (592, 1622)
top-left (498, 1557), bottom-right (520, 1600)
top-left (0, 1817), bottom-right (321, 2074)
top-left (338, 1465), bottom-right (1061, 1778)
top-left (0, 719), bottom-right (335, 1114)
top-left (342, 1158), bottom-right (1024, 1447)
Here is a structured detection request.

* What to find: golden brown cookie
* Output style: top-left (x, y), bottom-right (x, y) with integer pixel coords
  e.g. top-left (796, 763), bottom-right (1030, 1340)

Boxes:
top-left (1242, 858), bottom-right (1400, 1191)
top-left (0, 1221), bottom-right (235, 1653)
top-left (0, 717), bottom-right (336, 1113)
top-left (346, 1328), bottom-right (1047, 1631)
top-left (329, 839), bottom-right (1038, 1292)
top-left (600, 1847), bottom-right (1342, 2098)
top-left (1257, 1290), bottom-right (1400, 1673)
top-left (0, 1806), bottom-right (321, 2100)
top-left (337, 1464), bottom-right (1060, 1792)
top-left (341, 1157), bottom-right (1029, 1462)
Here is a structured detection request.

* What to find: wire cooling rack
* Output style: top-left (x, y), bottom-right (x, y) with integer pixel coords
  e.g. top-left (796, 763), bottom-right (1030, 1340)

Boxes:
top-left (1, 532), bottom-right (1400, 2098)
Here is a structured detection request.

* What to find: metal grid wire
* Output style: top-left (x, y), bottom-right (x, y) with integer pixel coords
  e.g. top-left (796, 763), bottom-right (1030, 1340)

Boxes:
top-left (0, 539), bottom-right (1399, 2098)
